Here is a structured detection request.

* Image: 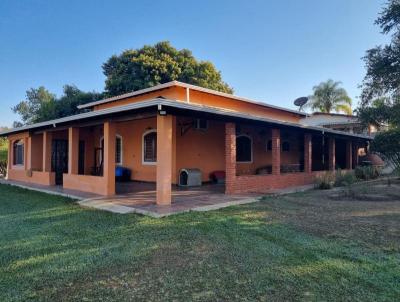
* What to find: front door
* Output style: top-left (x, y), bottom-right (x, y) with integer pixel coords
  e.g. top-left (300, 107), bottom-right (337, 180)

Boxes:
top-left (52, 139), bottom-right (68, 185)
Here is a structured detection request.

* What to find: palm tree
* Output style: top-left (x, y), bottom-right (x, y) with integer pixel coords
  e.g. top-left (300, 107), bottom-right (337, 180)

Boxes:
top-left (308, 80), bottom-right (353, 115)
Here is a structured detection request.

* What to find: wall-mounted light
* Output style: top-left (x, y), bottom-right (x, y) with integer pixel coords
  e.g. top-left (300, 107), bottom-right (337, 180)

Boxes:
top-left (158, 104), bottom-right (167, 116)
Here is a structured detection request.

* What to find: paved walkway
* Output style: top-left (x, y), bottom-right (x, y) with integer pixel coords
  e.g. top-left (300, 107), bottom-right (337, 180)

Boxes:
top-left (0, 179), bottom-right (315, 218)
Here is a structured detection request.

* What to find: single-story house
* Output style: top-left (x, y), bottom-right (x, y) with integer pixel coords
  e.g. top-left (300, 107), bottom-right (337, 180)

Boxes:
top-left (0, 81), bottom-right (371, 205)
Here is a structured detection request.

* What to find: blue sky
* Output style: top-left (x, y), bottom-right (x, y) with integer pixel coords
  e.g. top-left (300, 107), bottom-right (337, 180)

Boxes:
top-left (0, 0), bottom-right (388, 127)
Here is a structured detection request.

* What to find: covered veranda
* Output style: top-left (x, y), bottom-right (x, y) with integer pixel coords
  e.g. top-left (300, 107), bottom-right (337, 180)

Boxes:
top-left (2, 98), bottom-right (371, 211)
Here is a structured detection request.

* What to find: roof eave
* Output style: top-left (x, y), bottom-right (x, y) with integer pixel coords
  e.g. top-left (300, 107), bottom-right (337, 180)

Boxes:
top-left (0, 98), bottom-right (371, 140)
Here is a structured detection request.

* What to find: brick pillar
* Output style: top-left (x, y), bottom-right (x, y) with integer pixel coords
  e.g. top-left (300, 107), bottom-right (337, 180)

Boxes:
top-left (225, 122), bottom-right (236, 194)
top-left (68, 127), bottom-right (79, 175)
top-left (272, 129), bottom-right (281, 175)
top-left (304, 133), bottom-right (312, 173)
top-left (42, 131), bottom-right (52, 172)
top-left (7, 139), bottom-right (12, 178)
top-left (352, 142), bottom-right (359, 169)
top-left (328, 137), bottom-right (335, 171)
top-left (346, 141), bottom-right (352, 170)
top-left (103, 121), bottom-right (116, 196)
top-left (156, 114), bottom-right (173, 205)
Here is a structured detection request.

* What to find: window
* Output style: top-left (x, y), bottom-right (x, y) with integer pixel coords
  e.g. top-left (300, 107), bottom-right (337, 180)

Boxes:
top-left (143, 130), bottom-right (157, 164)
top-left (13, 140), bottom-right (24, 165)
top-left (236, 135), bottom-right (252, 163)
top-left (115, 136), bottom-right (122, 164)
top-left (100, 135), bottom-right (123, 165)
top-left (282, 141), bottom-right (290, 152)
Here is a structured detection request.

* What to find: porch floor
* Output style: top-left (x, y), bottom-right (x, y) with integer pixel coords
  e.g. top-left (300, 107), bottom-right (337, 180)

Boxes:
top-left (0, 179), bottom-right (314, 218)
top-left (0, 179), bottom-right (262, 217)
top-left (83, 182), bottom-right (262, 217)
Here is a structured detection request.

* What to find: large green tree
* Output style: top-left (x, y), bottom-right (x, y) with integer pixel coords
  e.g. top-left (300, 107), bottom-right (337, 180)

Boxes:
top-left (12, 87), bottom-right (57, 125)
top-left (102, 41), bottom-right (233, 96)
top-left (358, 0), bottom-right (400, 173)
top-left (308, 80), bottom-right (352, 114)
top-left (13, 85), bottom-right (103, 125)
top-left (361, 0), bottom-right (400, 106)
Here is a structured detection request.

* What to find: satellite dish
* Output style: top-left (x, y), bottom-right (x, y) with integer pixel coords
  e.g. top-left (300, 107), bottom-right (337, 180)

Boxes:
top-left (294, 97), bottom-right (308, 111)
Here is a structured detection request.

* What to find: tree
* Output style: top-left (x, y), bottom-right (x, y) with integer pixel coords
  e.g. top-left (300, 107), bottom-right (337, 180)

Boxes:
top-left (13, 85), bottom-right (103, 125)
top-left (361, 0), bottom-right (400, 106)
top-left (54, 85), bottom-right (103, 118)
top-left (12, 87), bottom-right (56, 125)
top-left (358, 1), bottom-right (400, 173)
top-left (103, 41), bottom-right (233, 96)
top-left (370, 127), bottom-right (400, 173)
top-left (308, 80), bottom-right (352, 114)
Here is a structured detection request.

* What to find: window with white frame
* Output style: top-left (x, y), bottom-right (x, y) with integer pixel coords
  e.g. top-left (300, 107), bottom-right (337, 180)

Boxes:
top-left (13, 139), bottom-right (24, 165)
top-left (143, 130), bottom-right (157, 164)
top-left (100, 135), bottom-right (123, 165)
top-left (236, 135), bottom-right (252, 163)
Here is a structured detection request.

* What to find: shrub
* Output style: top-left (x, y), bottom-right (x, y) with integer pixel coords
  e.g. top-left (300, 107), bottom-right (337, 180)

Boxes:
top-left (354, 166), bottom-right (380, 180)
top-left (315, 172), bottom-right (335, 189)
top-left (0, 160), bottom-right (7, 177)
top-left (334, 170), bottom-right (356, 187)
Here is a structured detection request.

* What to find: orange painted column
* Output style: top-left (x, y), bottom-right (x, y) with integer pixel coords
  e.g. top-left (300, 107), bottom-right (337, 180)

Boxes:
top-left (304, 133), bottom-right (312, 173)
top-left (42, 131), bottom-right (53, 172)
top-left (346, 141), bottom-right (353, 170)
top-left (328, 137), bottom-right (336, 171)
top-left (171, 116), bottom-right (177, 185)
top-left (225, 122), bottom-right (236, 194)
top-left (156, 114), bottom-right (173, 205)
top-left (26, 136), bottom-right (32, 171)
top-left (24, 137), bottom-right (30, 170)
top-left (272, 129), bottom-right (281, 175)
top-left (68, 127), bottom-right (79, 175)
top-left (103, 121), bottom-right (116, 196)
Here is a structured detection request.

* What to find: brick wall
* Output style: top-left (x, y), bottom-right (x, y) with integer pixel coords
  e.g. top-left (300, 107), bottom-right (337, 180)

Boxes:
top-left (225, 123), bottom-right (236, 194)
top-left (226, 172), bottom-right (324, 194)
top-left (224, 122), bottom-right (354, 195)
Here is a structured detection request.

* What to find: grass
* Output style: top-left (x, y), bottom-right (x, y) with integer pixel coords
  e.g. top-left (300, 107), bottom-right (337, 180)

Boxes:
top-left (0, 182), bottom-right (399, 301)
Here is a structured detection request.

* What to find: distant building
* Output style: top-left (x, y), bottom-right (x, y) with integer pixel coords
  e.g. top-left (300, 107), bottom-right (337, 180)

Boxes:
top-left (300, 112), bottom-right (384, 136)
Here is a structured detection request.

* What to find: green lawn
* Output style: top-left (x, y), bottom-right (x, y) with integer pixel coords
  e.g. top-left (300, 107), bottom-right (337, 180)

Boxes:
top-left (0, 182), bottom-right (399, 301)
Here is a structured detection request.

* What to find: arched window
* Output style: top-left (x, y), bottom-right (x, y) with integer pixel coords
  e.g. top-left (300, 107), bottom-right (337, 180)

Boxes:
top-left (282, 141), bottom-right (290, 152)
top-left (143, 130), bottom-right (157, 164)
top-left (13, 139), bottom-right (24, 165)
top-left (100, 135), bottom-right (123, 165)
top-left (236, 135), bottom-right (252, 163)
